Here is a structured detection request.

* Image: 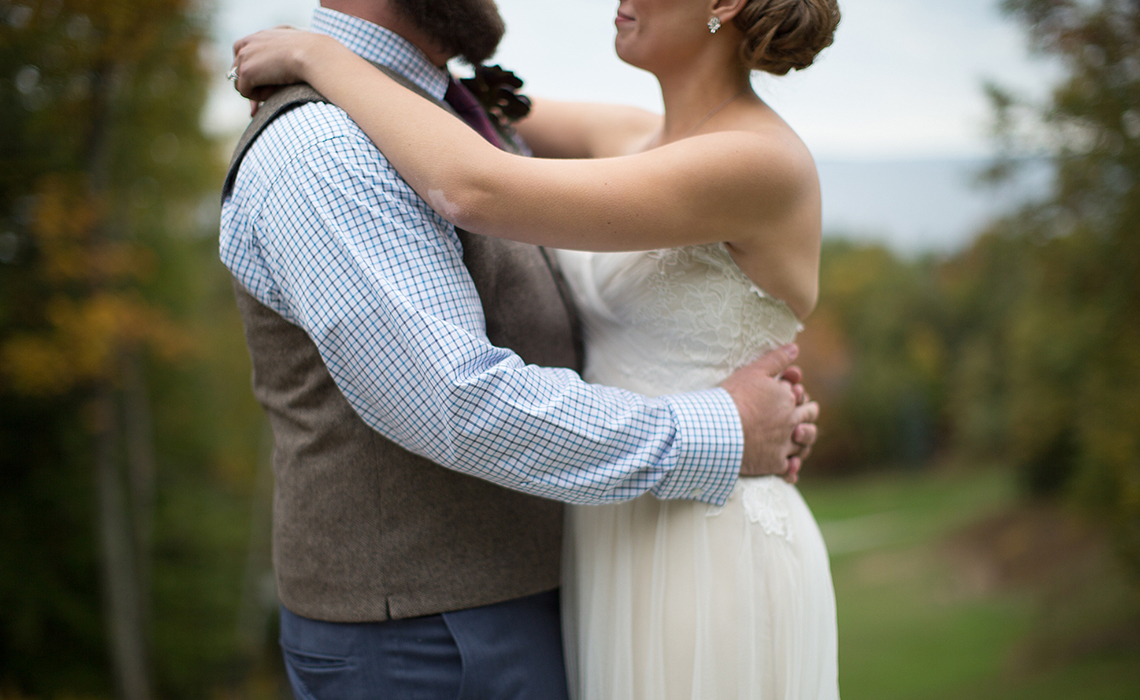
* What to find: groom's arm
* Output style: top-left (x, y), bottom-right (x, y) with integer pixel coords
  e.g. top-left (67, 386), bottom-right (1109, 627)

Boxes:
top-left (222, 105), bottom-right (745, 506)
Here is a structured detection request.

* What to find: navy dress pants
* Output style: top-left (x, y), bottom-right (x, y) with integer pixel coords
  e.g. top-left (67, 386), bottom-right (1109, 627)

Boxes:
top-left (279, 589), bottom-right (570, 700)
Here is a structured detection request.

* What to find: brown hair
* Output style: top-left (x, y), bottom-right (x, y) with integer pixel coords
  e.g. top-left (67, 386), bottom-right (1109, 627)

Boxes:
top-left (734, 0), bottom-right (841, 76)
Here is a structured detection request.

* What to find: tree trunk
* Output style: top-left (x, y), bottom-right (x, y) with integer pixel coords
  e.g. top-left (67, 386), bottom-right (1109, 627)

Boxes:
top-left (94, 385), bottom-right (152, 700)
top-left (122, 352), bottom-right (155, 638)
top-left (84, 56), bottom-right (153, 699)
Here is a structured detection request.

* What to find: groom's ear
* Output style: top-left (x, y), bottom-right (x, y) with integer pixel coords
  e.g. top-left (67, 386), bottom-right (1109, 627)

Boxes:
top-left (709, 0), bottom-right (750, 25)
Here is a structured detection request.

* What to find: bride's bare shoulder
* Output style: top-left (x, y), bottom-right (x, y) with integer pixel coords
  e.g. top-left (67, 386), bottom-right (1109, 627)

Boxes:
top-left (708, 110), bottom-right (820, 220)
top-left (517, 99), bottom-right (661, 159)
top-left (740, 104), bottom-right (817, 177)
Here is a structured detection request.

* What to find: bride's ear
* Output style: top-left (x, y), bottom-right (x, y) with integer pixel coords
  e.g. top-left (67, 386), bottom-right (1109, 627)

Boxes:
top-left (709, 0), bottom-right (750, 26)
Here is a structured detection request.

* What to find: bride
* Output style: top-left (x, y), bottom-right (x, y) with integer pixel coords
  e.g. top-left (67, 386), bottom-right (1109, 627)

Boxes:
top-left (232, 0), bottom-right (841, 697)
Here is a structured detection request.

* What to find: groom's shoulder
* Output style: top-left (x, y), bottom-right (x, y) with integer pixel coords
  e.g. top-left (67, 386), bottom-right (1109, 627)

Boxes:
top-left (243, 100), bottom-right (385, 183)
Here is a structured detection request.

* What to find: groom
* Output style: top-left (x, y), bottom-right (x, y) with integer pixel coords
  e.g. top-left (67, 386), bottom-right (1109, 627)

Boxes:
top-left (220, 1), bottom-right (819, 698)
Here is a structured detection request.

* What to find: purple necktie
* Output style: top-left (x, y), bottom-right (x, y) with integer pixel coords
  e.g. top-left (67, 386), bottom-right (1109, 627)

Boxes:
top-left (444, 77), bottom-right (505, 150)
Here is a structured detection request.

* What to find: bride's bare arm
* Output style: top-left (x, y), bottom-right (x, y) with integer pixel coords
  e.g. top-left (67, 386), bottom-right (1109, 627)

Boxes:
top-left (232, 30), bottom-right (819, 317)
top-left (516, 98), bottom-right (660, 159)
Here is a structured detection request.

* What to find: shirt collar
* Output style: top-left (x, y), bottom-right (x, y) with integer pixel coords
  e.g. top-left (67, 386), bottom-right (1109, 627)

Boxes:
top-left (310, 7), bottom-right (450, 102)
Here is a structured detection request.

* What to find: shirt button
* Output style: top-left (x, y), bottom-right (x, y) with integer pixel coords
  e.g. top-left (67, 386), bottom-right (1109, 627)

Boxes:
top-left (690, 487), bottom-right (704, 498)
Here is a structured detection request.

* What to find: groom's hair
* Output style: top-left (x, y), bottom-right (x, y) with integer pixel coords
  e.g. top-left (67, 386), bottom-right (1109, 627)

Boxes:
top-left (390, 0), bottom-right (505, 65)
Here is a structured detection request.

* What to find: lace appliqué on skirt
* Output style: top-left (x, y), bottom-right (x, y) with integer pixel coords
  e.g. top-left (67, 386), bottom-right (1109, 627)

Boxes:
top-left (707, 479), bottom-right (795, 542)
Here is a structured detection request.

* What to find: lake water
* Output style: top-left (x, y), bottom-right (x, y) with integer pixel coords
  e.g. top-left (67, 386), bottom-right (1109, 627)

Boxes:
top-left (817, 158), bottom-right (1053, 256)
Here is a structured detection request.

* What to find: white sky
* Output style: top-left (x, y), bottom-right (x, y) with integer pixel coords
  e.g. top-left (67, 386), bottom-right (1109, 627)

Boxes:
top-left (203, 0), bottom-right (1061, 160)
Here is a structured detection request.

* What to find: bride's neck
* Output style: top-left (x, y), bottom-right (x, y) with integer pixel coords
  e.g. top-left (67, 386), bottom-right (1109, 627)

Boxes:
top-left (654, 55), bottom-right (753, 146)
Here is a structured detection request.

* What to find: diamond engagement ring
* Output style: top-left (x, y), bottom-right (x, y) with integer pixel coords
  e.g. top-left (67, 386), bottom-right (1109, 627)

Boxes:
top-left (227, 66), bottom-right (239, 83)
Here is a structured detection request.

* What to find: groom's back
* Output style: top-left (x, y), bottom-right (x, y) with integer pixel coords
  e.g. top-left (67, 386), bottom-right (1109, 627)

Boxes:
top-left (225, 85), bottom-right (581, 622)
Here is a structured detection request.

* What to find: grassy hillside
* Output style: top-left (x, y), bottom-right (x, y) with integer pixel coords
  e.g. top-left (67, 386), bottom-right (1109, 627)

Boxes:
top-left (801, 467), bottom-right (1140, 700)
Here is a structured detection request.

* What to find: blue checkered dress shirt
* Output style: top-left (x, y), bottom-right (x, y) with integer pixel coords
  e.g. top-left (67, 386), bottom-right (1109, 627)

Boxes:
top-left (219, 8), bottom-right (742, 506)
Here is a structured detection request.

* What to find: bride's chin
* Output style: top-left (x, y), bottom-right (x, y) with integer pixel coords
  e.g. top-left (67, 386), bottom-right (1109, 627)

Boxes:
top-left (613, 34), bottom-right (674, 73)
top-left (613, 41), bottom-right (645, 70)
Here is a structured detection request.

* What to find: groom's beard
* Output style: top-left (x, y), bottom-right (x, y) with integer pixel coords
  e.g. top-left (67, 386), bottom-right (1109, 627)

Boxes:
top-left (391, 0), bottom-right (506, 65)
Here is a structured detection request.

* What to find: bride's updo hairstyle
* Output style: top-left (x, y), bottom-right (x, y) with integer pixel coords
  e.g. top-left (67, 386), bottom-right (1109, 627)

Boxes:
top-left (734, 0), bottom-right (841, 76)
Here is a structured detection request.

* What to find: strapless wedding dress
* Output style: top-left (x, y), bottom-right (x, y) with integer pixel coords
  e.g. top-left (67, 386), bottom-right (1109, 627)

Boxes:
top-left (557, 244), bottom-right (839, 700)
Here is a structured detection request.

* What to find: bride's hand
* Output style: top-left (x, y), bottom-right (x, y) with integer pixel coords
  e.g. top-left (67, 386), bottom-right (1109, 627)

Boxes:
top-left (231, 27), bottom-right (337, 102)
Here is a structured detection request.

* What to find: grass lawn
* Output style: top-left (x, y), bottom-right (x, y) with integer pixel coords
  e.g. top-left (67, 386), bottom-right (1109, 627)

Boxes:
top-left (799, 466), bottom-right (1140, 700)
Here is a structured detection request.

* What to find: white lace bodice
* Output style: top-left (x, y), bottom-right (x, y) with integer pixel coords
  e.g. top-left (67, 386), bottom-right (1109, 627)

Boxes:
top-left (557, 243), bottom-right (801, 397)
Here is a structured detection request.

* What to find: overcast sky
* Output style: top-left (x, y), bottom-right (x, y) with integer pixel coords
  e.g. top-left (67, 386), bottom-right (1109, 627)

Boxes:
top-left (204, 0), bottom-right (1060, 161)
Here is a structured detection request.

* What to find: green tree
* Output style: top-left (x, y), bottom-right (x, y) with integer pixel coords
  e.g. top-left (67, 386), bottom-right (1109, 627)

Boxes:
top-left (798, 0), bottom-right (1138, 583)
top-left (959, 0), bottom-right (1140, 574)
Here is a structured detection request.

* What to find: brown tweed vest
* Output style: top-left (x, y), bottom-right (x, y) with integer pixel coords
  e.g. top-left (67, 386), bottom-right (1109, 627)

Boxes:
top-left (224, 71), bottom-right (582, 622)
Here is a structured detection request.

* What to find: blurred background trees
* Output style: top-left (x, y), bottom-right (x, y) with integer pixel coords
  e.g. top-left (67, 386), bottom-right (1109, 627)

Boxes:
top-left (0, 0), bottom-right (1137, 698)
top-left (1, 1), bottom-right (270, 698)
top-left (801, 0), bottom-right (1139, 578)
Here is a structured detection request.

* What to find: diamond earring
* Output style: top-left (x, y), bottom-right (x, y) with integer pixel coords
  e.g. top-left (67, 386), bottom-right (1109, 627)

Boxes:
top-left (708, 17), bottom-right (722, 34)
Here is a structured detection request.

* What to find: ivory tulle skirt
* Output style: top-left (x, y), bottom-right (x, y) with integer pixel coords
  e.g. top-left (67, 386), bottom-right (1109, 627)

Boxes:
top-left (562, 476), bottom-right (840, 700)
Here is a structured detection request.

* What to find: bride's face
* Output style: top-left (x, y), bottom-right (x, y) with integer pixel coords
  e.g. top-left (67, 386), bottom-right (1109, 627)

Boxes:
top-left (614, 0), bottom-right (710, 71)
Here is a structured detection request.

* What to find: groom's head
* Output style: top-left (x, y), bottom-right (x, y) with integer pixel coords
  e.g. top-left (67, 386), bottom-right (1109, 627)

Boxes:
top-left (322, 0), bottom-right (505, 65)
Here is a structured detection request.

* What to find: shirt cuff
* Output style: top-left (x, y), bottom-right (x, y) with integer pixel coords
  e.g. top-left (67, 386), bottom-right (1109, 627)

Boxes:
top-left (653, 388), bottom-right (742, 506)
